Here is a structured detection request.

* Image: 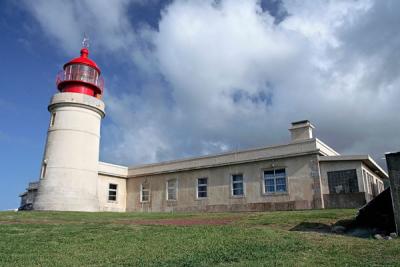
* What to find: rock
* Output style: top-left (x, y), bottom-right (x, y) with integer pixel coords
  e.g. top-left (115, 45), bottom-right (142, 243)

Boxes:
top-left (385, 236), bottom-right (393, 240)
top-left (390, 233), bottom-right (398, 239)
top-left (374, 234), bottom-right (384, 240)
top-left (331, 225), bottom-right (346, 234)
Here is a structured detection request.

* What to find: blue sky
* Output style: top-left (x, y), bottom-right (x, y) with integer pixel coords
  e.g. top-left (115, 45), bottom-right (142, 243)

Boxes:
top-left (1, 0), bottom-right (400, 210)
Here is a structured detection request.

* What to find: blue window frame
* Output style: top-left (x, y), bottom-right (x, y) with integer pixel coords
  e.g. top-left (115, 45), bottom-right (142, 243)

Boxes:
top-left (264, 169), bottom-right (287, 193)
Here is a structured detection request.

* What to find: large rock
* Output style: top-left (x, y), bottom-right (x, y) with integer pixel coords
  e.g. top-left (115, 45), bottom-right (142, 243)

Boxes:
top-left (356, 188), bottom-right (395, 233)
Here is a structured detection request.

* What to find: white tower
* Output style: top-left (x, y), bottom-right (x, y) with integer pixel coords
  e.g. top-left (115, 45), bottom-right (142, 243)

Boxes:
top-left (34, 45), bottom-right (105, 211)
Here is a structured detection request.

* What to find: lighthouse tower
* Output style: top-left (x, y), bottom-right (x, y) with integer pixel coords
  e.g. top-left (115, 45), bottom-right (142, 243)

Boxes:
top-left (34, 42), bottom-right (105, 211)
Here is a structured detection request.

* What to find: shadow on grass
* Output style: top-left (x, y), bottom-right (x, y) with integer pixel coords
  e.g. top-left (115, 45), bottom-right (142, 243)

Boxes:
top-left (289, 219), bottom-right (376, 238)
top-left (289, 222), bottom-right (331, 233)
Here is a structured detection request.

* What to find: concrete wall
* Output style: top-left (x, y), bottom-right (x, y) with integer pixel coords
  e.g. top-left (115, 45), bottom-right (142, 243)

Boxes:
top-left (98, 175), bottom-right (126, 212)
top-left (319, 161), bottom-right (365, 208)
top-left (126, 154), bottom-right (321, 212)
top-left (97, 162), bottom-right (128, 212)
top-left (319, 160), bottom-right (385, 208)
top-left (323, 192), bottom-right (366, 209)
top-left (319, 161), bottom-right (363, 195)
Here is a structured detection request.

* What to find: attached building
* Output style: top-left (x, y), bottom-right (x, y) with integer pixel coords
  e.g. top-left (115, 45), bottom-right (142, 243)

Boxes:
top-left (91, 120), bottom-right (387, 212)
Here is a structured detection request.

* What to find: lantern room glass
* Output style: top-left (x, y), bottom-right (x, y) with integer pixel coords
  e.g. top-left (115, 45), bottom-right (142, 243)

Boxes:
top-left (64, 64), bottom-right (99, 85)
top-left (56, 63), bottom-right (104, 95)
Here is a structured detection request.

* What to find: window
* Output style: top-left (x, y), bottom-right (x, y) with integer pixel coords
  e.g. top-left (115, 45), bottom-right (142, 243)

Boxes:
top-left (368, 174), bottom-right (378, 197)
top-left (40, 162), bottom-right (47, 179)
top-left (108, 184), bottom-right (117, 201)
top-left (65, 64), bottom-right (99, 85)
top-left (167, 179), bottom-right (177, 200)
top-left (264, 169), bottom-right (287, 193)
top-left (327, 169), bottom-right (358, 194)
top-left (231, 174), bottom-right (244, 196)
top-left (377, 182), bottom-right (382, 193)
top-left (197, 178), bottom-right (208, 198)
top-left (367, 173), bottom-right (374, 196)
top-left (141, 183), bottom-right (150, 202)
top-left (362, 170), bottom-right (368, 193)
top-left (50, 113), bottom-right (56, 127)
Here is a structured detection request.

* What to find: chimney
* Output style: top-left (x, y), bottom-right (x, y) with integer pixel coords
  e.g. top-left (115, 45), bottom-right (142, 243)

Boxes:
top-left (289, 120), bottom-right (315, 142)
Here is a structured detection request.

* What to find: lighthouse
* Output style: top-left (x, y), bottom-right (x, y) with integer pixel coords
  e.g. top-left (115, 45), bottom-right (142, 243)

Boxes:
top-left (33, 41), bottom-right (105, 211)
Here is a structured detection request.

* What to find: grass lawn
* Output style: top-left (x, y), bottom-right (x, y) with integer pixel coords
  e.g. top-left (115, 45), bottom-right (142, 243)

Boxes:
top-left (0, 209), bottom-right (399, 266)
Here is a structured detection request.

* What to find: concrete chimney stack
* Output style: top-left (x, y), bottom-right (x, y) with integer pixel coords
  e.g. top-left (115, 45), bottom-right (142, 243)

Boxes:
top-left (289, 120), bottom-right (315, 142)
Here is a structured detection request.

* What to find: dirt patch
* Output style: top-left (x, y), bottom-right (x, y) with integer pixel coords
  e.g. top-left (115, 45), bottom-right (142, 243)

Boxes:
top-left (117, 217), bottom-right (236, 226)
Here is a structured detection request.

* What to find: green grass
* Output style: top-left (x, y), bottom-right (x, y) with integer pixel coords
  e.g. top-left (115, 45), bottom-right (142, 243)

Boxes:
top-left (0, 209), bottom-right (399, 266)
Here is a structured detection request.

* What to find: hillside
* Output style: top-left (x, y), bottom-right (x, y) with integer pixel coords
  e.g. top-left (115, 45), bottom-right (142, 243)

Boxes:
top-left (0, 209), bottom-right (399, 266)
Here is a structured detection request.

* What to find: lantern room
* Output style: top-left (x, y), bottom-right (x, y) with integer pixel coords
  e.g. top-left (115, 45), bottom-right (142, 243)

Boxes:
top-left (56, 47), bottom-right (104, 98)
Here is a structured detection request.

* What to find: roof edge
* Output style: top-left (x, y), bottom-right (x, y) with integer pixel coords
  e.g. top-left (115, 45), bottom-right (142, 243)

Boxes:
top-left (128, 150), bottom-right (320, 178)
top-left (128, 138), bottom-right (317, 170)
top-left (98, 161), bottom-right (128, 178)
top-left (319, 155), bottom-right (388, 179)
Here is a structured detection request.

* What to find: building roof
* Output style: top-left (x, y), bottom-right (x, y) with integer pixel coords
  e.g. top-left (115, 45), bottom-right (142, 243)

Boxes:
top-left (98, 138), bottom-right (387, 180)
top-left (64, 48), bottom-right (101, 74)
top-left (319, 155), bottom-right (388, 179)
top-left (98, 161), bottom-right (128, 178)
top-left (127, 138), bottom-right (339, 177)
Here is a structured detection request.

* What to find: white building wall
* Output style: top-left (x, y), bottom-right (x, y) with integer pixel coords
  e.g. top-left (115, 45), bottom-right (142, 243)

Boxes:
top-left (34, 93), bottom-right (105, 211)
top-left (97, 162), bottom-right (128, 212)
top-left (98, 175), bottom-right (127, 212)
top-left (126, 154), bottom-right (321, 212)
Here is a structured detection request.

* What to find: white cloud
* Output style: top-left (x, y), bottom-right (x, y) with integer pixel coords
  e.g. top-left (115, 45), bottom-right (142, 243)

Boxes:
top-left (23, 0), bottom-right (137, 55)
top-left (24, 0), bottom-right (400, 167)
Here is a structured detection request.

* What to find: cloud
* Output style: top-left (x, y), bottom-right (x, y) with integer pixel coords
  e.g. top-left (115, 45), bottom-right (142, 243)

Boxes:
top-left (23, 0), bottom-right (400, 167)
top-left (22, 0), bottom-right (140, 56)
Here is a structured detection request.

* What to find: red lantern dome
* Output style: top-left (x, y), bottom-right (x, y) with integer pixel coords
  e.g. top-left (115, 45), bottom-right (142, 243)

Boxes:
top-left (56, 47), bottom-right (104, 98)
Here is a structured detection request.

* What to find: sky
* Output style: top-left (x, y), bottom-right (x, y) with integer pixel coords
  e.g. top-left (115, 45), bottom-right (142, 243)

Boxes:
top-left (0, 0), bottom-right (399, 210)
